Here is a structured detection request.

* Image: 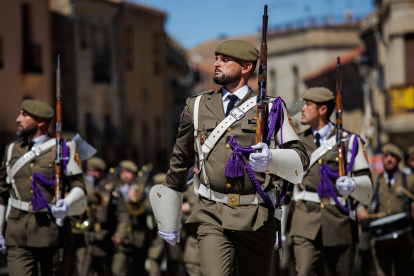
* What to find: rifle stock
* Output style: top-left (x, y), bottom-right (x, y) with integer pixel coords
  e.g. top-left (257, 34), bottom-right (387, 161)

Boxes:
top-left (55, 55), bottom-right (62, 204)
top-left (335, 57), bottom-right (345, 177)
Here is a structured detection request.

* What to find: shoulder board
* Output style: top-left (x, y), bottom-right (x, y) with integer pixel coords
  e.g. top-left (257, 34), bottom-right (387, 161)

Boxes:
top-left (190, 90), bottom-right (215, 98)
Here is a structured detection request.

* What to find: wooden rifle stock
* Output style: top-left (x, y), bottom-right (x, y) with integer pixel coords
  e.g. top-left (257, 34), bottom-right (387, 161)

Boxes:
top-left (54, 55), bottom-right (63, 204)
top-left (335, 57), bottom-right (345, 177)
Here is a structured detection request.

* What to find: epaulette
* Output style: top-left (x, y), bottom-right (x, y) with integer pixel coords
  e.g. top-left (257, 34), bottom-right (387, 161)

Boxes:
top-left (190, 90), bottom-right (215, 98)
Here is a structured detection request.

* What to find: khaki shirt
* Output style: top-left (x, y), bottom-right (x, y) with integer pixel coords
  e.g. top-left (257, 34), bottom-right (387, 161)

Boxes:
top-left (0, 137), bottom-right (86, 247)
top-left (164, 88), bottom-right (309, 231)
top-left (290, 127), bottom-right (372, 246)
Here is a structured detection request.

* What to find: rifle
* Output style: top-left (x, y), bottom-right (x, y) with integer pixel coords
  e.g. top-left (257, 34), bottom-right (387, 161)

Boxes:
top-left (336, 57), bottom-right (356, 220)
top-left (54, 55), bottom-right (64, 226)
top-left (255, 5), bottom-right (283, 261)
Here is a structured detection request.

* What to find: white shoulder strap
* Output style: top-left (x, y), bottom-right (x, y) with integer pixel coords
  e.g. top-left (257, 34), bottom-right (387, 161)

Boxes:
top-left (193, 95), bottom-right (203, 137)
top-left (5, 143), bottom-right (15, 184)
top-left (201, 97), bottom-right (256, 154)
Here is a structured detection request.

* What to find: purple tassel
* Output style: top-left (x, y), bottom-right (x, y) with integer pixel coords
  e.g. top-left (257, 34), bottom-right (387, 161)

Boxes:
top-left (225, 159), bottom-right (236, 178)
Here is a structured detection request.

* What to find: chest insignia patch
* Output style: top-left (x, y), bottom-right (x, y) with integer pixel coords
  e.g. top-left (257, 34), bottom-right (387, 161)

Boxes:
top-left (287, 113), bottom-right (298, 135)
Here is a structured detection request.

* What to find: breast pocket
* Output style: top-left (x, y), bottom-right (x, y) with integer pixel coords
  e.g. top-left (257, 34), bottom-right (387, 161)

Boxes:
top-left (241, 120), bottom-right (257, 144)
top-left (35, 160), bottom-right (54, 176)
top-left (198, 120), bottom-right (218, 141)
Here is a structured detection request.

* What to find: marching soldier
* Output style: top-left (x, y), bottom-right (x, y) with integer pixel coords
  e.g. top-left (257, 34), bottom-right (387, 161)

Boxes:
top-left (0, 100), bottom-right (87, 275)
top-left (149, 40), bottom-right (309, 276)
top-left (290, 88), bottom-right (373, 275)
top-left (358, 144), bottom-right (414, 276)
top-left (77, 157), bottom-right (129, 276)
top-left (403, 146), bottom-right (414, 174)
top-left (146, 173), bottom-right (182, 276)
top-left (112, 160), bottom-right (152, 276)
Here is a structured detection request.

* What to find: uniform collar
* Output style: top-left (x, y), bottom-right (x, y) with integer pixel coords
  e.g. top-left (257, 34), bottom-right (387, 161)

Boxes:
top-left (29, 133), bottom-right (48, 146)
top-left (312, 122), bottom-right (334, 140)
top-left (222, 85), bottom-right (249, 102)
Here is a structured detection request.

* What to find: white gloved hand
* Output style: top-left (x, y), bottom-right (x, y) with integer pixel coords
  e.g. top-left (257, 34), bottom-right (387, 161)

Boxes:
top-left (158, 229), bottom-right (181, 245)
top-left (51, 199), bottom-right (69, 219)
top-left (249, 143), bottom-right (272, 172)
top-left (336, 176), bottom-right (356, 196)
top-left (0, 236), bottom-right (6, 254)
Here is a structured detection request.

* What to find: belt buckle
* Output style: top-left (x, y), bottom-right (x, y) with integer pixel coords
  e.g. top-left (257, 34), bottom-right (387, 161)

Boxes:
top-left (229, 108), bottom-right (245, 120)
top-left (32, 146), bottom-right (43, 156)
top-left (228, 194), bottom-right (240, 207)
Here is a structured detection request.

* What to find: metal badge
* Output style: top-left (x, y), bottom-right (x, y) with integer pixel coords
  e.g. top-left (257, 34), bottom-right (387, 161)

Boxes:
top-left (227, 194), bottom-right (240, 207)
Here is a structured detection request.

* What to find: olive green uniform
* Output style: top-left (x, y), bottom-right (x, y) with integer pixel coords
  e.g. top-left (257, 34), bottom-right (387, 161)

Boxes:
top-left (77, 178), bottom-right (129, 276)
top-left (290, 128), bottom-right (372, 276)
top-left (163, 88), bottom-right (309, 276)
top-left (0, 137), bottom-right (86, 276)
top-left (370, 172), bottom-right (414, 276)
top-left (112, 178), bottom-right (153, 276)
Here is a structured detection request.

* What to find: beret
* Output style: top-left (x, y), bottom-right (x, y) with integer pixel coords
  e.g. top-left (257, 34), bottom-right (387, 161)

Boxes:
top-left (120, 160), bottom-right (138, 173)
top-left (215, 40), bottom-right (259, 62)
top-left (153, 173), bottom-right (167, 184)
top-left (21, 100), bottom-right (54, 119)
top-left (407, 146), bottom-right (414, 156)
top-left (301, 87), bottom-right (335, 103)
top-left (382, 143), bottom-right (402, 159)
top-left (86, 157), bottom-right (106, 171)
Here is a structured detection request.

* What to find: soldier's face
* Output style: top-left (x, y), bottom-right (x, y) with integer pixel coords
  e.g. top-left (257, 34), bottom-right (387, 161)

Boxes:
top-left (120, 169), bottom-right (136, 184)
top-left (407, 154), bottom-right (414, 170)
top-left (87, 168), bottom-right (104, 181)
top-left (301, 101), bottom-right (320, 125)
top-left (213, 55), bottom-right (242, 85)
top-left (382, 154), bottom-right (400, 171)
top-left (16, 110), bottom-right (39, 138)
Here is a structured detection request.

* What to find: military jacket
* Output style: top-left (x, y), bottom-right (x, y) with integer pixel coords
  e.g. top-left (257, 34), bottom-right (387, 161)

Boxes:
top-left (370, 172), bottom-right (414, 216)
top-left (0, 137), bottom-right (86, 247)
top-left (84, 178), bottom-right (129, 257)
top-left (164, 88), bottom-right (309, 231)
top-left (114, 178), bottom-right (152, 249)
top-left (290, 127), bottom-right (372, 246)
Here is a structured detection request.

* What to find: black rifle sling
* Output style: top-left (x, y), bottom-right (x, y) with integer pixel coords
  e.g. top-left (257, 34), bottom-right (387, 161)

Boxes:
top-left (369, 173), bottom-right (383, 215)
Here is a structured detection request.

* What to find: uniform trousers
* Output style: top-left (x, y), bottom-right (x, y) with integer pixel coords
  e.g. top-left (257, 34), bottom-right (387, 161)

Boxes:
top-left (372, 232), bottom-right (413, 276)
top-left (7, 246), bottom-right (71, 276)
top-left (112, 246), bottom-right (146, 276)
top-left (293, 232), bottom-right (356, 276)
top-left (197, 223), bottom-right (276, 276)
top-left (76, 247), bottom-right (111, 276)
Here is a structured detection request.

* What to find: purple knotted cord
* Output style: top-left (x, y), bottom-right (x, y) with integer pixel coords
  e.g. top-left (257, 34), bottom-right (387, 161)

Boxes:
top-left (318, 135), bottom-right (359, 213)
top-left (30, 140), bottom-right (69, 212)
top-left (224, 97), bottom-right (289, 208)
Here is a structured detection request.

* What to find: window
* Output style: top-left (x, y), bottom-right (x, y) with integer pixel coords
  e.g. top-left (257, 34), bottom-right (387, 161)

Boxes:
top-left (152, 32), bottom-right (161, 75)
top-left (79, 21), bottom-right (88, 49)
top-left (270, 70), bottom-right (276, 96)
top-left (405, 33), bottom-right (414, 85)
top-left (21, 4), bottom-right (42, 73)
top-left (293, 66), bottom-right (299, 101)
top-left (92, 26), bottom-right (111, 83)
top-left (0, 37), bottom-right (3, 69)
top-left (124, 26), bottom-right (133, 70)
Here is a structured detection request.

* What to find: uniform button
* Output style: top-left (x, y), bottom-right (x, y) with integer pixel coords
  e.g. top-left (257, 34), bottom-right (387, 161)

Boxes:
top-left (388, 209), bottom-right (392, 214)
top-left (318, 159), bottom-right (322, 164)
top-left (30, 176), bottom-right (33, 180)
top-left (30, 190), bottom-right (33, 194)
top-left (202, 126), bottom-right (205, 130)
top-left (227, 127), bottom-right (232, 132)
top-left (30, 163), bottom-right (34, 168)
top-left (49, 164), bottom-right (52, 167)
top-left (226, 144), bottom-right (230, 149)
top-left (335, 157), bottom-right (339, 162)
top-left (226, 183), bottom-right (231, 188)
top-left (320, 203), bottom-right (325, 208)
top-left (253, 127), bottom-right (256, 131)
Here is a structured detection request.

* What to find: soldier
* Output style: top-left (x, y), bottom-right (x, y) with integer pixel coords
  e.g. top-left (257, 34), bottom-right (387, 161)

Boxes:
top-left (149, 40), bottom-right (309, 276)
top-left (112, 160), bottom-right (152, 276)
top-left (77, 157), bottom-right (129, 276)
top-left (290, 88), bottom-right (373, 276)
top-left (403, 146), bottom-right (414, 174)
top-left (146, 173), bottom-right (183, 276)
top-left (358, 144), bottom-right (414, 276)
top-left (0, 100), bottom-right (87, 275)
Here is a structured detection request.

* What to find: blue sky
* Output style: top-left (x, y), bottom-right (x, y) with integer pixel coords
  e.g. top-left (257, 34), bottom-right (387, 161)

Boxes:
top-left (133, 0), bottom-right (375, 49)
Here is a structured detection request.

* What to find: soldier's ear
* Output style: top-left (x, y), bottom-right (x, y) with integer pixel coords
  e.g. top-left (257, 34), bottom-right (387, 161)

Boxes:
top-left (318, 105), bottom-right (328, 117)
top-left (241, 61), bottom-right (253, 76)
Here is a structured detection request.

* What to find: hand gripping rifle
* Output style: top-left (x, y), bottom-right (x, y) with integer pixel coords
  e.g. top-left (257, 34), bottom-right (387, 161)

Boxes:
top-left (335, 57), bottom-right (356, 220)
top-left (255, 5), bottom-right (283, 261)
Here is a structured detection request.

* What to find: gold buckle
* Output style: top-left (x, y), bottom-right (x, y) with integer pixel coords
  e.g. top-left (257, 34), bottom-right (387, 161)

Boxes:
top-left (228, 194), bottom-right (240, 207)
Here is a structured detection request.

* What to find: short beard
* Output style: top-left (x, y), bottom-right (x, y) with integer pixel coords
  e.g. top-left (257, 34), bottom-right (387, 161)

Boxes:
top-left (213, 71), bottom-right (241, 86)
top-left (16, 124), bottom-right (37, 139)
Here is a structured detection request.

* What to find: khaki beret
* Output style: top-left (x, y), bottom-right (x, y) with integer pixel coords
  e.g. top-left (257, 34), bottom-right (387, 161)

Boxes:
top-left (382, 143), bottom-right (402, 159)
top-left (86, 157), bottom-right (106, 171)
top-left (153, 173), bottom-right (167, 184)
top-left (120, 160), bottom-right (138, 173)
top-left (21, 99), bottom-right (54, 119)
top-left (407, 146), bottom-right (414, 156)
top-left (301, 87), bottom-right (335, 103)
top-left (215, 40), bottom-right (259, 62)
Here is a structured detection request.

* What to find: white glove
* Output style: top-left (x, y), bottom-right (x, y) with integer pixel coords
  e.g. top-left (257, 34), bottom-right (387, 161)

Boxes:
top-left (51, 199), bottom-right (69, 219)
top-left (274, 235), bottom-right (287, 247)
top-left (335, 176), bottom-right (356, 196)
top-left (249, 143), bottom-right (272, 172)
top-left (119, 185), bottom-right (129, 201)
top-left (0, 236), bottom-right (6, 254)
top-left (158, 229), bottom-right (181, 245)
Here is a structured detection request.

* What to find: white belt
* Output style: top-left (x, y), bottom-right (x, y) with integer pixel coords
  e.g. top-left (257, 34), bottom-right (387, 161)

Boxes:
top-left (294, 189), bottom-right (346, 206)
top-left (197, 183), bottom-right (276, 206)
top-left (10, 198), bottom-right (49, 212)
